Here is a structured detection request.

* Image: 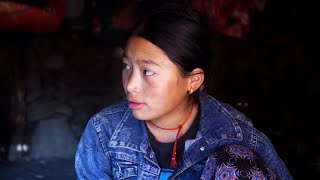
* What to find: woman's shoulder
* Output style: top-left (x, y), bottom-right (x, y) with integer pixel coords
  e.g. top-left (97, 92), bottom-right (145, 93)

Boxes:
top-left (98, 100), bottom-right (129, 115)
top-left (219, 102), bottom-right (254, 127)
top-left (88, 100), bottom-right (130, 128)
top-left (200, 92), bottom-right (253, 126)
top-left (201, 144), bottom-right (278, 180)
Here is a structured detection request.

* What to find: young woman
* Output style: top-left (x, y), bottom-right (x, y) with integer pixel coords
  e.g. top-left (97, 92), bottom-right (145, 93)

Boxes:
top-left (75, 2), bottom-right (293, 179)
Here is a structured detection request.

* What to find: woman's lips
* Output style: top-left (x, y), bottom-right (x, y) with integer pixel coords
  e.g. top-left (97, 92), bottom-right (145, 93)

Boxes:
top-left (128, 101), bottom-right (144, 110)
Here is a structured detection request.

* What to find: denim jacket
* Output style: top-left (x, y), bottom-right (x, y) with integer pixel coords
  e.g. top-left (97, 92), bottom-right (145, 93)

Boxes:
top-left (75, 92), bottom-right (293, 179)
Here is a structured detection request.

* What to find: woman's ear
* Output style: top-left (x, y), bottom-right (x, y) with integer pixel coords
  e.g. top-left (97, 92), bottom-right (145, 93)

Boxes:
top-left (188, 68), bottom-right (205, 92)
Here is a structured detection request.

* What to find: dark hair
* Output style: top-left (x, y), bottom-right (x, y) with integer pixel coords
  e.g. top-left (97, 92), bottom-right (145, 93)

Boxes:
top-left (131, 2), bottom-right (212, 79)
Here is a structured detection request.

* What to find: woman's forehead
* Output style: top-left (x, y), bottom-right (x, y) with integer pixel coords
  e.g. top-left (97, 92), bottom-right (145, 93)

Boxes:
top-left (124, 36), bottom-right (171, 65)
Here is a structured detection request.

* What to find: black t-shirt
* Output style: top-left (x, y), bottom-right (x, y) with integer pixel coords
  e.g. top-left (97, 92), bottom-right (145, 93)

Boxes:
top-left (147, 111), bottom-right (200, 168)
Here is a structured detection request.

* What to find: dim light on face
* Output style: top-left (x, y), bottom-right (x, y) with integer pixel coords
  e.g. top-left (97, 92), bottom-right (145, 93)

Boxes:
top-left (122, 36), bottom-right (190, 123)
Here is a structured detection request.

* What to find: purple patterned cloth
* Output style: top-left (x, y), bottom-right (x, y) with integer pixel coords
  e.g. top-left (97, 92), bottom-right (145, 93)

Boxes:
top-left (201, 144), bottom-right (277, 180)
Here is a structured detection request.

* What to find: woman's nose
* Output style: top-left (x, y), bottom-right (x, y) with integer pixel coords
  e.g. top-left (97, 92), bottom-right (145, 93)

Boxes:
top-left (124, 71), bottom-right (139, 93)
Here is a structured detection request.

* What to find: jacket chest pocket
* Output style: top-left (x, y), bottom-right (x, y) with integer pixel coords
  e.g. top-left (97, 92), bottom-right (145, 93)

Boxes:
top-left (110, 151), bottom-right (139, 179)
top-left (113, 161), bottom-right (138, 179)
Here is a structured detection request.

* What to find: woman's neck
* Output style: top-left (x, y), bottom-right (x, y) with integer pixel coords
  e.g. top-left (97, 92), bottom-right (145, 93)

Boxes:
top-left (146, 102), bottom-right (198, 143)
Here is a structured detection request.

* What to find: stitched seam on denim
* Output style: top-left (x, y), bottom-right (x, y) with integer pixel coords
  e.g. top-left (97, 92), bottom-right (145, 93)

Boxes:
top-left (108, 108), bottom-right (146, 153)
top-left (111, 145), bottom-right (146, 153)
top-left (229, 110), bottom-right (253, 127)
top-left (100, 107), bottom-right (128, 115)
top-left (221, 102), bottom-right (253, 127)
top-left (111, 152), bottom-right (138, 163)
top-left (109, 108), bottom-right (130, 147)
top-left (108, 109), bottom-right (148, 152)
top-left (142, 153), bottom-right (160, 174)
top-left (139, 163), bottom-right (160, 175)
top-left (99, 100), bottom-right (129, 115)
top-left (93, 114), bottom-right (112, 161)
top-left (111, 151), bottom-right (159, 175)
top-left (249, 127), bottom-right (259, 151)
top-left (114, 163), bottom-right (138, 179)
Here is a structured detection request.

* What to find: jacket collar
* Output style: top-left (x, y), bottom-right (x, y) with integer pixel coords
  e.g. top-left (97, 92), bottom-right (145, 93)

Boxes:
top-left (109, 92), bottom-right (242, 152)
top-left (197, 92), bottom-right (243, 145)
top-left (109, 109), bottom-right (149, 152)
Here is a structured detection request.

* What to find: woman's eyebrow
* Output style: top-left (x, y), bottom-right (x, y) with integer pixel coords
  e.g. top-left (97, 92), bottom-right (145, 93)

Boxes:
top-left (141, 59), bottom-right (160, 67)
top-left (123, 52), bottom-right (160, 67)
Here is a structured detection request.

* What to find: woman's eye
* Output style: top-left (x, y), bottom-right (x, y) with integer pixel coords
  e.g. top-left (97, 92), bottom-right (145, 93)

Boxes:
top-left (144, 69), bottom-right (154, 76)
top-left (123, 63), bottom-right (131, 70)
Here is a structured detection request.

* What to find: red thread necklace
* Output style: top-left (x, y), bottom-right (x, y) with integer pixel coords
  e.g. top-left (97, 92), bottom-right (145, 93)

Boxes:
top-left (149, 102), bottom-right (194, 169)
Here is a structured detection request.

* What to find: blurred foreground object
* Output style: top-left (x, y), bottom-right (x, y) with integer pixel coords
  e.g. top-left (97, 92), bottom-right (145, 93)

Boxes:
top-left (0, 0), bottom-right (64, 33)
top-left (190, 0), bottom-right (267, 38)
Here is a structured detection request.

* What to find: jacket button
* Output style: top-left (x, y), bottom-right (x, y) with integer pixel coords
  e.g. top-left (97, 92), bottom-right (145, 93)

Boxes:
top-left (150, 153), bottom-right (154, 158)
top-left (200, 147), bottom-right (205, 151)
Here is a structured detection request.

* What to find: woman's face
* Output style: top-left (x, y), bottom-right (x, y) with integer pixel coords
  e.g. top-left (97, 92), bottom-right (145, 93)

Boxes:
top-left (122, 36), bottom-right (190, 122)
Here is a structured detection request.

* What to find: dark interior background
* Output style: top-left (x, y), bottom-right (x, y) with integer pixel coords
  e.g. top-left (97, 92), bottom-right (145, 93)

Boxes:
top-left (0, 0), bottom-right (319, 179)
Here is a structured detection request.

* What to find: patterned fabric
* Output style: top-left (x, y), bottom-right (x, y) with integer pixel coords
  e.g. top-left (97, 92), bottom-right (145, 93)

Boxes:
top-left (201, 144), bottom-right (277, 180)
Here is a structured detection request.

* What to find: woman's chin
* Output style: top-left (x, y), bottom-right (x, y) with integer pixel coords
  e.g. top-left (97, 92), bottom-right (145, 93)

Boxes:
top-left (132, 111), bottom-right (150, 121)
